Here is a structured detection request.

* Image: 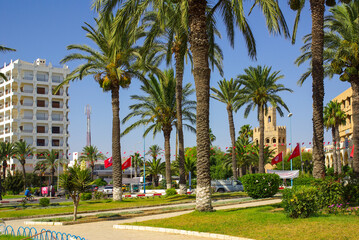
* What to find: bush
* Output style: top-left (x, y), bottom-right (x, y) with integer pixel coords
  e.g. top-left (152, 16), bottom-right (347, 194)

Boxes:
top-left (314, 178), bottom-right (343, 208)
top-left (165, 188), bottom-right (177, 197)
top-left (80, 192), bottom-right (92, 201)
top-left (342, 175), bottom-right (359, 205)
top-left (282, 186), bottom-right (319, 218)
top-left (93, 178), bottom-right (107, 187)
top-left (93, 191), bottom-right (105, 200)
top-left (39, 198), bottom-right (50, 207)
top-left (293, 175), bottom-right (316, 186)
top-left (3, 171), bottom-right (24, 195)
top-left (241, 173), bottom-right (280, 199)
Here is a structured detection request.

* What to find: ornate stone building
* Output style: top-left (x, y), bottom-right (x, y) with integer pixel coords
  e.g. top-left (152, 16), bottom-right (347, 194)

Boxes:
top-left (253, 107), bottom-right (287, 156)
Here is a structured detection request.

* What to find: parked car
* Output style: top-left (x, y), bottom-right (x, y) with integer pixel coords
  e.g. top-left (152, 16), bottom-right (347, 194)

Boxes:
top-left (211, 180), bottom-right (243, 193)
top-left (102, 186), bottom-right (113, 196)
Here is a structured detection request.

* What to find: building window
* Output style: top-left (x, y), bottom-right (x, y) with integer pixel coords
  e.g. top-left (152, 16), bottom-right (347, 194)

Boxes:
top-left (266, 138), bottom-right (270, 144)
top-left (278, 138), bottom-right (281, 143)
top-left (37, 139), bottom-right (45, 146)
top-left (268, 116), bottom-right (271, 123)
top-left (37, 87), bottom-right (45, 94)
top-left (37, 126), bottom-right (45, 133)
top-left (348, 97), bottom-right (351, 106)
top-left (52, 101), bottom-right (60, 108)
top-left (52, 88), bottom-right (60, 95)
top-left (342, 100), bottom-right (346, 108)
top-left (52, 126), bottom-right (60, 134)
top-left (37, 100), bottom-right (45, 107)
top-left (273, 138), bottom-right (276, 143)
top-left (52, 139), bottom-right (60, 146)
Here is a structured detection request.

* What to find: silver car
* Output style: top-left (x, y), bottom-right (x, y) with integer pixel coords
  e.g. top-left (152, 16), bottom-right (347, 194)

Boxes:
top-left (211, 180), bottom-right (244, 193)
top-left (102, 186), bottom-right (113, 196)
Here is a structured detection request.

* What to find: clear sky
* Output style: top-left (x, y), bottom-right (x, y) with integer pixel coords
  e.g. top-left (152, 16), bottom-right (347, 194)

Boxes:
top-left (0, 1), bottom-right (351, 160)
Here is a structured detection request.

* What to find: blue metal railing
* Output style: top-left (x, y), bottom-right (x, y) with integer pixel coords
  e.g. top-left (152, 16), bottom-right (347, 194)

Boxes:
top-left (4, 225), bottom-right (86, 240)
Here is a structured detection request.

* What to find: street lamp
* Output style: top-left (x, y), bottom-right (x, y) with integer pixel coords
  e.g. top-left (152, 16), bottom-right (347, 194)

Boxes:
top-left (288, 113), bottom-right (293, 186)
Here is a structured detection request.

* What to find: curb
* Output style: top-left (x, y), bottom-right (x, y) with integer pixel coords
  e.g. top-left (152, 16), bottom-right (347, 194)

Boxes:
top-left (25, 221), bottom-right (63, 226)
top-left (113, 225), bottom-right (254, 240)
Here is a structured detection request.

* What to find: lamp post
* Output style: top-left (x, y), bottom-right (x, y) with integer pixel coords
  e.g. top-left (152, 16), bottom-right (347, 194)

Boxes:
top-left (288, 113), bottom-right (293, 186)
top-left (143, 126), bottom-right (146, 194)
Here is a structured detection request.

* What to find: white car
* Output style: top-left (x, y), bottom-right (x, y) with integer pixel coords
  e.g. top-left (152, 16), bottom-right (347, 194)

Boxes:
top-left (102, 186), bottom-right (113, 195)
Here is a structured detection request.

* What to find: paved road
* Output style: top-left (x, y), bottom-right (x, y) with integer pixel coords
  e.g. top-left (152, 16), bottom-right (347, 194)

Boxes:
top-left (6, 198), bottom-right (281, 240)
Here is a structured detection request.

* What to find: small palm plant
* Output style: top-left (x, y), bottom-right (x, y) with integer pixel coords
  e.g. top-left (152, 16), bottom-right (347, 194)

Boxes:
top-left (14, 141), bottom-right (34, 190)
top-left (145, 158), bottom-right (165, 187)
top-left (79, 145), bottom-right (106, 180)
top-left (37, 150), bottom-right (66, 185)
top-left (59, 164), bottom-right (92, 221)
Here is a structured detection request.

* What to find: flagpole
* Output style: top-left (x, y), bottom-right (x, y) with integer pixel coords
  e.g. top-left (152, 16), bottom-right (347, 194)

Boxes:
top-left (143, 125), bottom-right (146, 194)
top-left (300, 143), bottom-right (303, 173)
top-left (288, 113), bottom-right (293, 187)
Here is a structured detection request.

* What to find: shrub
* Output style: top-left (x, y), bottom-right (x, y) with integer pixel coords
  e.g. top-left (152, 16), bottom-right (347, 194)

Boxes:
top-left (241, 173), bottom-right (280, 199)
top-left (282, 186), bottom-right (319, 218)
top-left (39, 198), bottom-right (50, 207)
top-left (80, 192), bottom-right (92, 201)
top-left (343, 175), bottom-right (359, 205)
top-left (3, 171), bottom-right (24, 195)
top-left (93, 178), bottom-right (107, 187)
top-left (293, 175), bottom-right (316, 186)
top-left (314, 178), bottom-right (344, 208)
top-left (93, 191), bottom-right (105, 200)
top-left (165, 188), bottom-right (177, 197)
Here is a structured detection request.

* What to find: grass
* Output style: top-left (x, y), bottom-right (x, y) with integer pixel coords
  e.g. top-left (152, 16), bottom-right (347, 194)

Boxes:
top-left (0, 192), bottom-right (247, 219)
top-left (0, 235), bottom-right (24, 240)
top-left (129, 204), bottom-right (359, 240)
top-left (2, 195), bottom-right (23, 199)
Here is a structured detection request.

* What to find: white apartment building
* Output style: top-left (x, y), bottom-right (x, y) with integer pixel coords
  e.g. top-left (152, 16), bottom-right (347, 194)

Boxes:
top-left (0, 58), bottom-right (70, 173)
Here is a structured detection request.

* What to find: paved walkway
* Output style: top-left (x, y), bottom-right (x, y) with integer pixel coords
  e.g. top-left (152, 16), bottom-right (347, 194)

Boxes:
top-left (6, 198), bottom-right (281, 240)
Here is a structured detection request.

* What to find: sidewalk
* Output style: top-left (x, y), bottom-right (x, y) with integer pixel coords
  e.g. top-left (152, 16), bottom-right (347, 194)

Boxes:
top-left (6, 198), bottom-right (281, 240)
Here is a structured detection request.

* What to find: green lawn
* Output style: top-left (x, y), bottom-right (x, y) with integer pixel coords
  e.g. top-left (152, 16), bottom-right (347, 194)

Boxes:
top-left (0, 192), bottom-right (247, 219)
top-left (0, 235), bottom-right (23, 240)
top-left (129, 204), bottom-right (359, 240)
top-left (2, 195), bottom-right (23, 199)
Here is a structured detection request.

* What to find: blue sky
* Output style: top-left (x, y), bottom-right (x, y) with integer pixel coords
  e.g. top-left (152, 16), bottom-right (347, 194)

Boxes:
top-left (0, 1), bottom-right (351, 160)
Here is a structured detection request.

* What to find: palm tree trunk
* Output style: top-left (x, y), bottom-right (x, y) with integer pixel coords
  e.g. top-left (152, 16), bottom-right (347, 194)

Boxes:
top-left (22, 162), bottom-right (26, 191)
top-left (175, 52), bottom-right (187, 195)
top-left (91, 165), bottom-right (94, 180)
top-left (336, 127), bottom-right (342, 175)
top-left (72, 194), bottom-right (79, 221)
top-left (351, 79), bottom-right (359, 175)
top-left (258, 106), bottom-right (265, 173)
top-left (310, 0), bottom-right (325, 179)
top-left (2, 161), bottom-right (7, 180)
top-left (227, 106), bottom-right (237, 179)
top-left (189, 0), bottom-right (212, 212)
top-left (134, 160), bottom-right (137, 178)
top-left (51, 168), bottom-right (55, 186)
top-left (332, 127), bottom-right (338, 174)
top-left (111, 86), bottom-right (122, 201)
top-left (163, 127), bottom-right (172, 189)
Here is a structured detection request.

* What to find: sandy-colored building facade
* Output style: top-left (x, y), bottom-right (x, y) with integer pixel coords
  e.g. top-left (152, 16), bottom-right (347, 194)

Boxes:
top-left (253, 107), bottom-right (287, 156)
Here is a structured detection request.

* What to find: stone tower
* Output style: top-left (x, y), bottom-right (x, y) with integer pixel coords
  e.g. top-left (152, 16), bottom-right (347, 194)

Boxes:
top-left (253, 107), bottom-right (287, 156)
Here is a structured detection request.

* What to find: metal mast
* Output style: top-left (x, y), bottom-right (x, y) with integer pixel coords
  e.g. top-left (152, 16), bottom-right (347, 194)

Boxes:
top-left (85, 104), bottom-right (92, 146)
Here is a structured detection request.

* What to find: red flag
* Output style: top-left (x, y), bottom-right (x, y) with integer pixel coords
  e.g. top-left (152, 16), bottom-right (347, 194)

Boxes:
top-left (350, 145), bottom-right (354, 158)
top-left (288, 144), bottom-right (300, 162)
top-left (122, 157), bottom-right (132, 170)
top-left (271, 152), bottom-right (283, 165)
top-left (104, 157), bottom-right (113, 168)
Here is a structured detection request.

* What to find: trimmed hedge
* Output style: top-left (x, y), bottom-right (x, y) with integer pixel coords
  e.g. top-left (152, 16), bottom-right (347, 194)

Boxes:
top-left (81, 192), bottom-right (92, 201)
top-left (241, 173), bottom-right (280, 199)
top-left (39, 198), bottom-right (50, 207)
top-left (282, 186), bottom-right (319, 218)
top-left (165, 188), bottom-right (177, 197)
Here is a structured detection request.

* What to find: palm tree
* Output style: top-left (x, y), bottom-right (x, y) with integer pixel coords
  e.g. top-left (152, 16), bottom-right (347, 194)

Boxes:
top-left (238, 124), bottom-right (253, 141)
top-left (0, 142), bottom-right (15, 199)
top-left (209, 128), bottom-right (216, 145)
top-left (289, 0), bottom-right (352, 178)
top-left (223, 136), bottom-right (251, 177)
top-left (0, 45), bottom-right (16, 81)
top-left (294, 1), bottom-right (357, 175)
top-left (58, 12), bottom-right (146, 201)
top-left (79, 145), bottom-right (106, 179)
top-left (14, 141), bottom-right (34, 190)
top-left (145, 157), bottom-right (165, 187)
top-left (37, 150), bottom-right (65, 186)
top-left (94, 0), bottom-right (289, 212)
top-left (237, 66), bottom-right (292, 173)
top-left (324, 100), bottom-right (346, 175)
top-left (211, 78), bottom-right (243, 179)
top-left (122, 69), bottom-right (196, 189)
top-left (130, 152), bottom-right (143, 178)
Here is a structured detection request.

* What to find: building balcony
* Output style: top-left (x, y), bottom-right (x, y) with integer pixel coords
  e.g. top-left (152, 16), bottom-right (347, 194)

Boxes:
top-left (23, 76), bottom-right (34, 81)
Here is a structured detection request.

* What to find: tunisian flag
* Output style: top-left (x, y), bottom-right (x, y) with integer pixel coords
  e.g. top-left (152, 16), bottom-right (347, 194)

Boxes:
top-left (350, 145), bottom-right (354, 158)
top-left (104, 157), bottom-right (113, 168)
top-left (122, 157), bottom-right (132, 170)
top-left (271, 152), bottom-right (283, 165)
top-left (288, 144), bottom-right (300, 162)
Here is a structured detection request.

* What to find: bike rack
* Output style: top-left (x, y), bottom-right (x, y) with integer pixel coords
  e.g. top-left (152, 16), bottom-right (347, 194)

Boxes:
top-left (3, 225), bottom-right (86, 240)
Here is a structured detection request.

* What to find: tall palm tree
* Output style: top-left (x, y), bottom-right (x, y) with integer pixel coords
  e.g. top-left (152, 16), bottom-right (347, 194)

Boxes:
top-left (130, 152), bottom-right (143, 178)
top-left (37, 150), bottom-right (65, 186)
top-left (0, 45), bottom-right (16, 81)
top-left (0, 142), bottom-right (15, 199)
top-left (211, 78), bottom-right (243, 179)
top-left (237, 66), bottom-right (292, 173)
top-left (122, 69), bottom-right (196, 189)
top-left (289, 0), bottom-right (352, 178)
top-left (324, 100), bottom-right (346, 174)
top-left (58, 12), bottom-right (146, 201)
top-left (79, 145), bottom-right (106, 180)
top-left (14, 141), bottom-right (34, 190)
top-left (93, 0), bottom-right (289, 212)
top-left (295, 1), bottom-right (357, 175)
